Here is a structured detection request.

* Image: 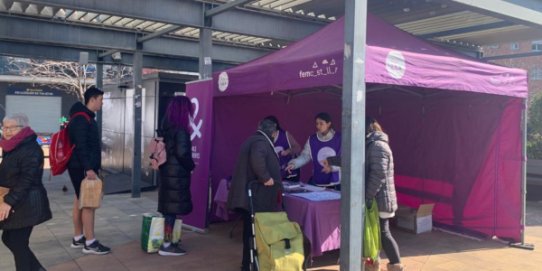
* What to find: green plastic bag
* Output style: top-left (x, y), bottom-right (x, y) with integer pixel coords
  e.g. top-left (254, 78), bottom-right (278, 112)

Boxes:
top-left (140, 213), bottom-right (164, 253)
top-left (363, 200), bottom-right (381, 261)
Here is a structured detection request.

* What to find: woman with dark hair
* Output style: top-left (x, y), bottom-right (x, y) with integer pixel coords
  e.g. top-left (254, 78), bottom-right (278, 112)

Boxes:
top-left (365, 117), bottom-right (403, 271)
top-left (263, 115), bottom-right (301, 181)
top-left (286, 112), bottom-right (341, 188)
top-left (157, 96), bottom-right (195, 256)
top-left (0, 113), bottom-right (51, 271)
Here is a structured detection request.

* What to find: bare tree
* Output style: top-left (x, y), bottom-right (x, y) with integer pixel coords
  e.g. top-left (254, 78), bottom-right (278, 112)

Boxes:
top-left (9, 58), bottom-right (95, 102)
top-left (104, 64), bottom-right (133, 85)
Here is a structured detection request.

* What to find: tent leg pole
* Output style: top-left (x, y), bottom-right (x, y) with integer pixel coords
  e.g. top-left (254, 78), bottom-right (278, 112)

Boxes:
top-left (509, 99), bottom-right (534, 251)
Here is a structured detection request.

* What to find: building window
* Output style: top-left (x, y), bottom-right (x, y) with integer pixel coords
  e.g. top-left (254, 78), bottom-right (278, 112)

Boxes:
top-left (488, 44), bottom-right (499, 49)
top-left (511, 43), bottom-right (519, 50)
top-left (532, 41), bottom-right (542, 51)
top-left (530, 68), bottom-right (542, 81)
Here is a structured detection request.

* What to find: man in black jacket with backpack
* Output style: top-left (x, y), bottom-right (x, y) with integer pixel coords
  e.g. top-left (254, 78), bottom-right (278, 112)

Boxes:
top-left (67, 86), bottom-right (111, 255)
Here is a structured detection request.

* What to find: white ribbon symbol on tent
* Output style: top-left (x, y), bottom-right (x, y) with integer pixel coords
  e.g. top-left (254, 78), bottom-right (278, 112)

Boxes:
top-left (190, 97), bottom-right (202, 141)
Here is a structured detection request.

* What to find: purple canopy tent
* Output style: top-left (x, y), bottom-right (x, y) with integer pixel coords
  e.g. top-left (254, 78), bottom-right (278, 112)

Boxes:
top-left (186, 14), bottom-right (527, 242)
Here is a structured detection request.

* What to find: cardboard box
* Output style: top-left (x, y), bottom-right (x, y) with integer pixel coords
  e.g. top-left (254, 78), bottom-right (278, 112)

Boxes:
top-left (395, 204), bottom-right (434, 234)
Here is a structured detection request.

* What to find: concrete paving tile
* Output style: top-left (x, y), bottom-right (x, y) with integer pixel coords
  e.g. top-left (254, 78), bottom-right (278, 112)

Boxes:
top-left (3, 171), bottom-right (542, 271)
top-left (75, 253), bottom-right (128, 271)
top-left (48, 261), bottom-right (82, 271)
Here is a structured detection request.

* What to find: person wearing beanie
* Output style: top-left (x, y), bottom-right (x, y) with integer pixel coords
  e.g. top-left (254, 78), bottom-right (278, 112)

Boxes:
top-left (227, 118), bottom-right (282, 271)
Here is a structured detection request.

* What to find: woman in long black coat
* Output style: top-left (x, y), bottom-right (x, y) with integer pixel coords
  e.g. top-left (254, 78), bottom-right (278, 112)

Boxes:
top-left (157, 96), bottom-right (195, 256)
top-left (0, 113), bottom-right (51, 271)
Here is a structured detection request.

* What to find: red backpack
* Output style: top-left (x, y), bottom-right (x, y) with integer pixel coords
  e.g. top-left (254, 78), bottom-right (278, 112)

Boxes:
top-left (50, 112), bottom-right (91, 176)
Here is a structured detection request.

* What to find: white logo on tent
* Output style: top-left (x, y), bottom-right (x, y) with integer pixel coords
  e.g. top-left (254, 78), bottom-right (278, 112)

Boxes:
top-left (218, 72), bottom-right (229, 92)
top-left (299, 58), bottom-right (339, 79)
top-left (386, 50), bottom-right (406, 79)
top-left (489, 73), bottom-right (514, 86)
top-left (317, 147), bottom-right (337, 166)
top-left (190, 97), bottom-right (203, 141)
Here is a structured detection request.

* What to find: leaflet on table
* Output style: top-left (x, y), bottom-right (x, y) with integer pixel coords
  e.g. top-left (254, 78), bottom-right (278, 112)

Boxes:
top-left (282, 181), bottom-right (301, 191)
top-left (290, 191), bottom-right (341, 201)
top-left (282, 182), bottom-right (326, 193)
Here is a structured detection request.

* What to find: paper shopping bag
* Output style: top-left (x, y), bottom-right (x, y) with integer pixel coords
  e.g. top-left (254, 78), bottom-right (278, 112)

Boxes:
top-left (172, 219), bottom-right (183, 244)
top-left (79, 177), bottom-right (103, 209)
top-left (141, 213), bottom-right (165, 253)
top-left (0, 186), bottom-right (9, 204)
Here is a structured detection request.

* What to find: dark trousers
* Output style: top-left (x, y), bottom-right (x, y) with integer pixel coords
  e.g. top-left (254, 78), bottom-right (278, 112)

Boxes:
top-left (162, 214), bottom-right (176, 243)
top-left (67, 167), bottom-right (85, 199)
top-left (239, 209), bottom-right (251, 271)
top-left (2, 226), bottom-right (44, 271)
top-left (380, 218), bottom-right (401, 264)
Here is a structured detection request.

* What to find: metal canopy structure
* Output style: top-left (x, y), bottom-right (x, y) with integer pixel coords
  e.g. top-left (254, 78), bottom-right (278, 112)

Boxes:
top-left (0, 0), bottom-right (328, 70)
top-left (1, 0), bottom-right (541, 69)
top-left (0, 0), bottom-right (539, 268)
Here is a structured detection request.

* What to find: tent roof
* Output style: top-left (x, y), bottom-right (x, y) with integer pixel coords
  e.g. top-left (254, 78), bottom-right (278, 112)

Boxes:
top-left (213, 14), bottom-right (528, 98)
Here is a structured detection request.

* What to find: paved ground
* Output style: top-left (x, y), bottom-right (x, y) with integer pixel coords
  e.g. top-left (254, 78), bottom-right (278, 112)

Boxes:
top-left (1, 171), bottom-right (542, 271)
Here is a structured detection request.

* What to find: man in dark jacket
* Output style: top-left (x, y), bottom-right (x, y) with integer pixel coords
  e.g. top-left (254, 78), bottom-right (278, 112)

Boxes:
top-left (67, 86), bottom-right (110, 255)
top-left (228, 118), bottom-right (282, 271)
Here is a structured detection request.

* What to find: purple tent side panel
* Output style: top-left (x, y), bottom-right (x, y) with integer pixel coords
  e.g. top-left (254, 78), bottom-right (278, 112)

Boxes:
top-left (388, 93), bottom-right (522, 241)
top-left (183, 80), bottom-right (213, 229)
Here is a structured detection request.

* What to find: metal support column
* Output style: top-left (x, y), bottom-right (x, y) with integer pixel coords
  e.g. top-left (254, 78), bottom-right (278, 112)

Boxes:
top-left (510, 99), bottom-right (535, 250)
top-left (131, 45), bottom-right (143, 198)
top-left (200, 5), bottom-right (213, 79)
top-left (96, 59), bottom-right (103, 143)
top-left (341, 0), bottom-right (368, 270)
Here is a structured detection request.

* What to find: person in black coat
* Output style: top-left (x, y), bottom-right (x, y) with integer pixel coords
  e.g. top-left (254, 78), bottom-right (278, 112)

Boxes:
top-left (157, 96), bottom-right (195, 256)
top-left (67, 86), bottom-right (111, 255)
top-left (227, 118), bottom-right (282, 271)
top-left (0, 113), bottom-right (51, 271)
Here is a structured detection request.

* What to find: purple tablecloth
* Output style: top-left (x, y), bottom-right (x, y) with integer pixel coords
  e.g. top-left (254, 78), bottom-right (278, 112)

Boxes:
top-left (283, 194), bottom-right (341, 257)
top-left (214, 178), bottom-right (232, 220)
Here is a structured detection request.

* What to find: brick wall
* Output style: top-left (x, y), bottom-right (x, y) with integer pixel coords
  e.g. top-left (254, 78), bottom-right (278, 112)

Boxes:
top-left (483, 40), bottom-right (542, 99)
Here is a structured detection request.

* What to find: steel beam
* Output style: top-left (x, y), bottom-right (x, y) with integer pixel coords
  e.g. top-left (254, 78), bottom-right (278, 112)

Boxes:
top-left (131, 47), bottom-right (143, 198)
top-left (451, 0), bottom-right (542, 27)
top-left (18, 0), bottom-right (324, 41)
top-left (212, 8), bottom-right (323, 41)
top-left (199, 27), bottom-right (213, 79)
top-left (0, 15), bottom-right (269, 64)
top-left (0, 40), bottom-right (233, 72)
top-left (4, 0), bottom-right (14, 10)
top-left (205, 0), bottom-right (253, 17)
top-left (137, 25), bottom-right (183, 43)
top-left (419, 21), bottom-right (515, 39)
top-left (18, 0), bottom-right (202, 27)
top-left (96, 60), bottom-right (103, 147)
top-left (341, 0), bottom-right (367, 270)
top-left (99, 50), bottom-right (118, 58)
top-left (483, 50), bottom-right (542, 60)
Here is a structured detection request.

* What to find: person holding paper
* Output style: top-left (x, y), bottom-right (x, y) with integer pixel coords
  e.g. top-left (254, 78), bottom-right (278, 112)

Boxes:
top-left (285, 112), bottom-right (341, 189)
top-left (263, 115), bottom-right (301, 181)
